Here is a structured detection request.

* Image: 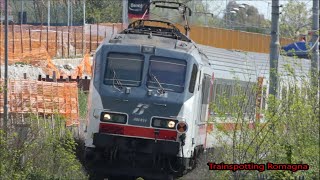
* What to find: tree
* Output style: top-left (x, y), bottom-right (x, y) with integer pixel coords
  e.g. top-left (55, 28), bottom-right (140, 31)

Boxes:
top-left (280, 0), bottom-right (312, 38)
top-left (149, 0), bottom-right (223, 28)
top-left (223, 1), bottom-right (269, 33)
top-left (208, 55), bottom-right (319, 179)
top-left (85, 0), bottom-right (122, 23)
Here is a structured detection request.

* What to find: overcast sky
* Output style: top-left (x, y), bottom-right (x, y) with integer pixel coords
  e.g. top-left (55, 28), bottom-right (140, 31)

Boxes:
top-left (207, 0), bottom-right (313, 20)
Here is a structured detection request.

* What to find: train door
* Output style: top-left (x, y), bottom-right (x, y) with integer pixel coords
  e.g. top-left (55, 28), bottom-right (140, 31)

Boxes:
top-left (196, 73), bottom-right (212, 146)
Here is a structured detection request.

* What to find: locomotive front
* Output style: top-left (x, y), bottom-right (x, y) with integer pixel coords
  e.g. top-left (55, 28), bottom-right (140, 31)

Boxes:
top-left (83, 2), bottom-right (211, 179)
top-left (84, 26), bottom-right (203, 178)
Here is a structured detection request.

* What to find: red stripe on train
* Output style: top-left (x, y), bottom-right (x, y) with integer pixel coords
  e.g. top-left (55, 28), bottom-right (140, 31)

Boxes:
top-left (99, 123), bottom-right (177, 141)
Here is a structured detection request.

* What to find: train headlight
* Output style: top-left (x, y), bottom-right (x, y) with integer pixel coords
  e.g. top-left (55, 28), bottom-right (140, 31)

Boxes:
top-left (176, 121), bottom-right (188, 133)
top-left (168, 121), bottom-right (176, 128)
top-left (152, 118), bottom-right (178, 129)
top-left (103, 113), bottom-right (111, 120)
top-left (100, 112), bottom-right (127, 124)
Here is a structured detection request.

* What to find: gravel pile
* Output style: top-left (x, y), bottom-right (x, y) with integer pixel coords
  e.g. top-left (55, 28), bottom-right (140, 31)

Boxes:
top-left (0, 64), bottom-right (46, 80)
top-left (0, 56), bottom-right (93, 80)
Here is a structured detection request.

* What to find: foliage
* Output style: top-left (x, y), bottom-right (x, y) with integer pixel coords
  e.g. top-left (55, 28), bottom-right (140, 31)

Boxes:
top-left (280, 0), bottom-right (312, 38)
top-left (187, 0), bottom-right (223, 28)
top-left (85, 0), bottom-right (122, 23)
top-left (128, 0), bottom-right (223, 28)
top-left (223, 1), bottom-right (269, 33)
top-left (79, 90), bottom-right (88, 119)
top-left (208, 55), bottom-right (319, 179)
top-left (0, 115), bottom-right (88, 180)
top-left (9, 0), bottom-right (122, 25)
top-left (14, 62), bottom-right (29, 65)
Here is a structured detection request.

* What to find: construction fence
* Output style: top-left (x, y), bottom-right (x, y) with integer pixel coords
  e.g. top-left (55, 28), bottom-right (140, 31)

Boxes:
top-left (0, 79), bottom-right (79, 127)
top-left (189, 25), bottom-right (294, 54)
top-left (166, 22), bottom-right (295, 54)
top-left (0, 23), bottom-right (123, 64)
top-left (0, 23), bottom-right (294, 64)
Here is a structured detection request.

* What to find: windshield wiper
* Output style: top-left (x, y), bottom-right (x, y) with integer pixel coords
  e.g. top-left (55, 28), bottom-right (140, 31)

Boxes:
top-left (112, 69), bottom-right (123, 91)
top-left (149, 73), bottom-right (165, 94)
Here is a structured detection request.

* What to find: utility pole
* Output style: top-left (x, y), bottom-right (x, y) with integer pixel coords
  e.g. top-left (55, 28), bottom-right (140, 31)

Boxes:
top-left (268, 0), bottom-right (280, 97)
top-left (0, 8), bottom-right (2, 79)
top-left (3, 0), bottom-right (9, 136)
top-left (83, 0), bottom-right (86, 54)
top-left (83, 0), bottom-right (86, 25)
top-left (226, 0), bottom-right (228, 28)
top-left (192, 0), bottom-right (195, 24)
top-left (122, 0), bottom-right (128, 29)
top-left (48, 0), bottom-right (50, 28)
top-left (311, 0), bottom-right (319, 90)
top-left (67, 0), bottom-right (70, 26)
top-left (20, 0), bottom-right (23, 25)
top-left (71, 1), bottom-right (73, 26)
top-left (205, 0), bottom-right (208, 26)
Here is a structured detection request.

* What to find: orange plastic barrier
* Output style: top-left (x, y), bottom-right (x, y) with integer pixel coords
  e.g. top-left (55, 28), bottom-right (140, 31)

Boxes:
top-left (188, 26), bottom-right (293, 53)
top-left (139, 22), bottom-right (294, 53)
top-left (72, 53), bottom-right (92, 78)
top-left (0, 79), bottom-right (79, 126)
top-left (0, 25), bottom-right (107, 63)
top-left (0, 23), bottom-right (295, 70)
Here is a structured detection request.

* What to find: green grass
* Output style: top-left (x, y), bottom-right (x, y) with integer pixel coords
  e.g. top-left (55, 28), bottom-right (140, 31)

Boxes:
top-left (78, 90), bottom-right (88, 119)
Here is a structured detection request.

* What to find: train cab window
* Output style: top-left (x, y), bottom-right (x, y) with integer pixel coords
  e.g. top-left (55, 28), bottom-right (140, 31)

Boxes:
top-left (104, 53), bottom-right (144, 87)
top-left (147, 56), bottom-right (187, 93)
top-left (189, 64), bottom-right (198, 93)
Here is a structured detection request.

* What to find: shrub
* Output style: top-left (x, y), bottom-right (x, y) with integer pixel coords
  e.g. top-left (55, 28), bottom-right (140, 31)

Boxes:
top-left (0, 115), bottom-right (88, 180)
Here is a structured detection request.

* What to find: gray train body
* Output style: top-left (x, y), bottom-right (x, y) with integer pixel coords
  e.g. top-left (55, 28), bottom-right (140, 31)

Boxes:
top-left (84, 31), bottom-right (214, 179)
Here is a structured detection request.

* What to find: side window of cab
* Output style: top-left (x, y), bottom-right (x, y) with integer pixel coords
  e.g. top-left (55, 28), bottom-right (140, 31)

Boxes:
top-left (189, 64), bottom-right (198, 93)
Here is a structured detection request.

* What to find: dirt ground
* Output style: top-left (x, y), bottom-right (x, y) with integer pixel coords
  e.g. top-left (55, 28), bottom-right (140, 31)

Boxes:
top-left (177, 149), bottom-right (222, 180)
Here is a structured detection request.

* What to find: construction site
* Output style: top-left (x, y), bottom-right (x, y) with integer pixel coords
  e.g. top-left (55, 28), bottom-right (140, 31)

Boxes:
top-left (0, 22), bottom-right (296, 129)
top-left (0, 0), bottom-right (318, 180)
top-left (0, 18), bottom-right (296, 122)
top-left (0, 23), bottom-right (118, 129)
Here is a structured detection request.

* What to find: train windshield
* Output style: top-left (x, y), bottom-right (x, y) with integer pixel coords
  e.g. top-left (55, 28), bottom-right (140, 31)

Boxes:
top-left (104, 53), bottom-right (144, 87)
top-left (147, 56), bottom-right (186, 93)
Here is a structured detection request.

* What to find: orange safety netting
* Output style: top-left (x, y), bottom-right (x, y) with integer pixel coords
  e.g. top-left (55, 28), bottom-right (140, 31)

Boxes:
top-left (44, 52), bottom-right (62, 77)
top-left (0, 79), bottom-right (79, 126)
top-left (72, 53), bottom-right (92, 78)
top-left (0, 25), bottom-right (109, 63)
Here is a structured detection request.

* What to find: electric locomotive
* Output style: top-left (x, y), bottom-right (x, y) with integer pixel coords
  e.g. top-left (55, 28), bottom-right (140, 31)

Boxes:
top-left (84, 1), bottom-right (214, 179)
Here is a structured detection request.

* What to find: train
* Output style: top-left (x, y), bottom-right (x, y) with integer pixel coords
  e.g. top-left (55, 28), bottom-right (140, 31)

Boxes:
top-left (83, 1), bottom-right (311, 180)
top-left (83, 2), bottom-right (214, 180)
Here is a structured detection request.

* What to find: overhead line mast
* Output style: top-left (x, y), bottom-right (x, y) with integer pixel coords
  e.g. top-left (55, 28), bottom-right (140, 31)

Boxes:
top-left (3, 0), bottom-right (9, 136)
top-left (311, 0), bottom-right (319, 92)
top-left (269, 0), bottom-right (280, 97)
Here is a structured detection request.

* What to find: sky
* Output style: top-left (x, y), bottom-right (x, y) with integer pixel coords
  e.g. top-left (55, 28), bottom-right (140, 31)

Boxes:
top-left (207, 0), bottom-right (314, 20)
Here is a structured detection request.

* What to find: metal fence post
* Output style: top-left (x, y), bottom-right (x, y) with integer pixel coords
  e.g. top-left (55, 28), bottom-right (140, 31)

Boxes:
top-left (20, 24), bottom-right (23, 54)
top-left (96, 23), bottom-right (99, 49)
top-left (12, 23), bottom-right (14, 53)
top-left (29, 25), bottom-right (31, 51)
top-left (46, 25), bottom-right (49, 52)
top-left (74, 27), bottom-right (77, 56)
top-left (89, 25), bottom-right (92, 53)
top-left (68, 26), bottom-right (70, 57)
top-left (62, 29), bottom-right (64, 57)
